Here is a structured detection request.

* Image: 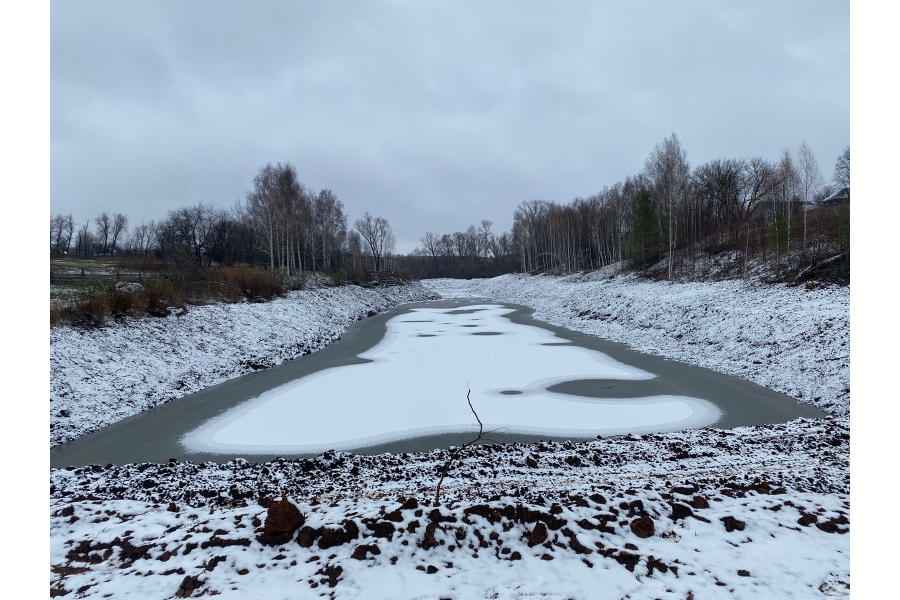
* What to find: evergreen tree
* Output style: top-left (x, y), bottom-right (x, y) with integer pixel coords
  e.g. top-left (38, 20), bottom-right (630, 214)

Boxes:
top-left (629, 190), bottom-right (660, 269)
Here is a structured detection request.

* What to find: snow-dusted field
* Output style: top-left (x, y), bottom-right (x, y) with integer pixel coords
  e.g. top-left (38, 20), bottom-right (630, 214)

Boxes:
top-left (423, 273), bottom-right (850, 417)
top-left (50, 283), bottom-right (438, 447)
top-left (49, 274), bottom-right (850, 598)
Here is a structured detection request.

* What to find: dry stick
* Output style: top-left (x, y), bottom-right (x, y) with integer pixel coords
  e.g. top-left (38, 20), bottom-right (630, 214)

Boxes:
top-left (434, 386), bottom-right (483, 507)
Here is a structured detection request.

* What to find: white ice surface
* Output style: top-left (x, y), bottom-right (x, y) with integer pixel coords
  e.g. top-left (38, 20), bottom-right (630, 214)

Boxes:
top-left (182, 304), bottom-right (720, 454)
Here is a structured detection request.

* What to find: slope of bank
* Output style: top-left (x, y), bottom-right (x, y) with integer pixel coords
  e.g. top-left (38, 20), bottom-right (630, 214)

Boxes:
top-left (50, 417), bottom-right (848, 599)
top-left (424, 273), bottom-right (849, 417)
top-left (50, 283), bottom-right (438, 447)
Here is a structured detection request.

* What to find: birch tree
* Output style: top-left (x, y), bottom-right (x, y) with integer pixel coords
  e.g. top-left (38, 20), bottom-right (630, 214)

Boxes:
top-left (797, 142), bottom-right (822, 252)
top-left (645, 133), bottom-right (690, 280)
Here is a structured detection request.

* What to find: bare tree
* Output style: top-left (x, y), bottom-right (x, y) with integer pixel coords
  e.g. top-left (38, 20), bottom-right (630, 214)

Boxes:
top-left (354, 212), bottom-right (394, 272)
top-left (346, 230), bottom-right (364, 272)
top-left (95, 212), bottom-right (111, 255)
top-left (50, 214), bottom-right (74, 255)
top-left (797, 142), bottom-right (823, 252)
top-left (833, 146), bottom-right (850, 188)
top-left (478, 220), bottom-right (494, 258)
top-left (130, 221), bottom-right (158, 256)
top-left (169, 203), bottom-right (217, 267)
top-left (420, 231), bottom-right (440, 257)
top-left (246, 162), bottom-right (305, 274)
top-left (75, 220), bottom-right (93, 257)
top-left (645, 133), bottom-right (690, 280)
top-left (313, 189), bottom-right (347, 272)
top-left (775, 150), bottom-right (799, 260)
top-left (109, 213), bottom-right (128, 255)
top-left (738, 157), bottom-right (779, 275)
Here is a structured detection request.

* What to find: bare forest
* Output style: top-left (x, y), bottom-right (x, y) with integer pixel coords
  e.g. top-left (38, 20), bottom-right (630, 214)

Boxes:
top-left (404, 137), bottom-right (849, 283)
top-left (51, 137), bottom-right (849, 326)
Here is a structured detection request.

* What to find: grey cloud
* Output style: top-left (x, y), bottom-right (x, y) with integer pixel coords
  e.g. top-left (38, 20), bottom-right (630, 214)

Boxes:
top-left (52, 0), bottom-right (848, 253)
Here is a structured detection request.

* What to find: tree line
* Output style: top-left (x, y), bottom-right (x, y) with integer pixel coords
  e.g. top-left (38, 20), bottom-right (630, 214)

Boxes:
top-left (51, 162), bottom-right (396, 280)
top-left (409, 135), bottom-right (849, 282)
top-left (53, 138), bottom-right (849, 285)
top-left (398, 220), bottom-right (517, 278)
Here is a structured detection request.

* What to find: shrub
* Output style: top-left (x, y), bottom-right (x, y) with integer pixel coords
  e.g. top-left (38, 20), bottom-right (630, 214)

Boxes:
top-left (143, 277), bottom-right (186, 316)
top-left (216, 266), bottom-right (283, 300)
top-left (49, 265), bottom-right (287, 327)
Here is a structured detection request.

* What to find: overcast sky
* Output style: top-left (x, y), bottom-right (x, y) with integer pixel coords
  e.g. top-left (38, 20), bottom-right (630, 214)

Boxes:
top-left (51, 0), bottom-right (849, 253)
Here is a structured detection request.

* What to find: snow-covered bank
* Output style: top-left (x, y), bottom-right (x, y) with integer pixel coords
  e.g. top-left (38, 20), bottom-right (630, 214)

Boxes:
top-left (50, 283), bottom-right (438, 447)
top-left (50, 418), bottom-right (848, 599)
top-left (424, 273), bottom-right (850, 417)
top-left (48, 274), bottom-right (851, 598)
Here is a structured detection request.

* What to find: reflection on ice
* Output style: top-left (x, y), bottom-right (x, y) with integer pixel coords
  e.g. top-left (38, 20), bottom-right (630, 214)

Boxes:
top-left (182, 304), bottom-right (720, 454)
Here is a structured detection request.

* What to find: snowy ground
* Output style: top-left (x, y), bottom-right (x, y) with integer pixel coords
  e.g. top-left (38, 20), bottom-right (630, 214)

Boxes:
top-left (50, 283), bottom-right (438, 447)
top-left (49, 274), bottom-right (850, 598)
top-left (50, 418), bottom-right (848, 599)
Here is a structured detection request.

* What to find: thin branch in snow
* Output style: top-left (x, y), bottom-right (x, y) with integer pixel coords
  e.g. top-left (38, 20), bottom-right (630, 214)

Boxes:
top-left (434, 385), bottom-right (483, 506)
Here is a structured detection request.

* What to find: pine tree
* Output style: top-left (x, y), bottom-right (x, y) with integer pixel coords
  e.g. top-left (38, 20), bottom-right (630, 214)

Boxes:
top-left (629, 190), bottom-right (660, 269)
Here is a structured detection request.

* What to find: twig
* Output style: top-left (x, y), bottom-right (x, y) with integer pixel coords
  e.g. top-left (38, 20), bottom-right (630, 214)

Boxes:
top-left (434, 386), bottom-right (483, 506)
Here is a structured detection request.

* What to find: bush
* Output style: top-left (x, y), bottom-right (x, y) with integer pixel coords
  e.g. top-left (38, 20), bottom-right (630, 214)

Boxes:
top-left (49, 265), bottom-right (284, 328)
top-left (143, 277), bottom-right (186, 316)
top-left (216, 266), bottom-right (283, 300)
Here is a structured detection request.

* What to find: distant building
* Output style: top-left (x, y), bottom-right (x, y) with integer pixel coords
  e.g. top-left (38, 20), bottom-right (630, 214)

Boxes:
top-left (822, 187), bottom-right (850, 205)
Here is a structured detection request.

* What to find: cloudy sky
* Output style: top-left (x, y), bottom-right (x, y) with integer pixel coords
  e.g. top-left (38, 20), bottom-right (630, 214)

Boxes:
top-left (51, 0), bottom-right (849, 253)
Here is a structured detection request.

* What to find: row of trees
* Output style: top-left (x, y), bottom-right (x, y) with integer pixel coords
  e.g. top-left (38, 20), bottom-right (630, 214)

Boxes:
top-left (53, 139), bottom-right (848, 284)
top-left (505, 135), bottom-right (849, 281)
top-left (50, 212), bottom-right (129, 257)
top-left (397, 221), bottom-right (517, 278)
top-left (51, 163), bottom-right (397, 278)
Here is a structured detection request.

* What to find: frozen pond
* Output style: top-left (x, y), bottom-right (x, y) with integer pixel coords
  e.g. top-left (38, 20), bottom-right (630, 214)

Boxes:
top-left (50, 299), bottom-right (824, 466)
top-left (183, 304), bottom-right (719, 454)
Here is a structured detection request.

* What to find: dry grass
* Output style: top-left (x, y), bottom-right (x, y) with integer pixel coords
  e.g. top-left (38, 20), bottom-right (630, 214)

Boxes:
top-left (50, 265), bottom-right (285, 328)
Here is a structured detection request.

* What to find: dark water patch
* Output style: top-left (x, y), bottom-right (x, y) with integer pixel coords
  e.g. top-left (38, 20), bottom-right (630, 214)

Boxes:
top-left (445, 308), bottom-right (487, 315)
top-left (348, 431), bottom-right (588, 455)
top-left (461, 324), bottom-right (478, 327)
top-left (402, 319), bottom-right (433, 323)
top-left (417, 334), bottom-right (438, 337)
top-left (471, 331), bottom-right (502, 336)
top-left (547, 379), bottom-right (673, 399)
top-left (499, 390), bottom-right (523, 395)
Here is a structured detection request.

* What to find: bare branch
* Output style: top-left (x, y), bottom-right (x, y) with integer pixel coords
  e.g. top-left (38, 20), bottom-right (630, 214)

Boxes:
top-left (434, 386), bottom-right (482, 506)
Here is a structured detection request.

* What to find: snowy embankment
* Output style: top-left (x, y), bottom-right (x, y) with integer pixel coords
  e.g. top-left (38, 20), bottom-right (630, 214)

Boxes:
top-left (50, 283), bottom-right (438, 447)
top-left (424, 273), bottom-right (850, 417)
top-left (50, 418), bottom-right (848, 599)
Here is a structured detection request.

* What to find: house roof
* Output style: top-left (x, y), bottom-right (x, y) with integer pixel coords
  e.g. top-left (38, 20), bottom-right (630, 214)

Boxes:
top-left (822, 187), bottom-right (850, 204)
